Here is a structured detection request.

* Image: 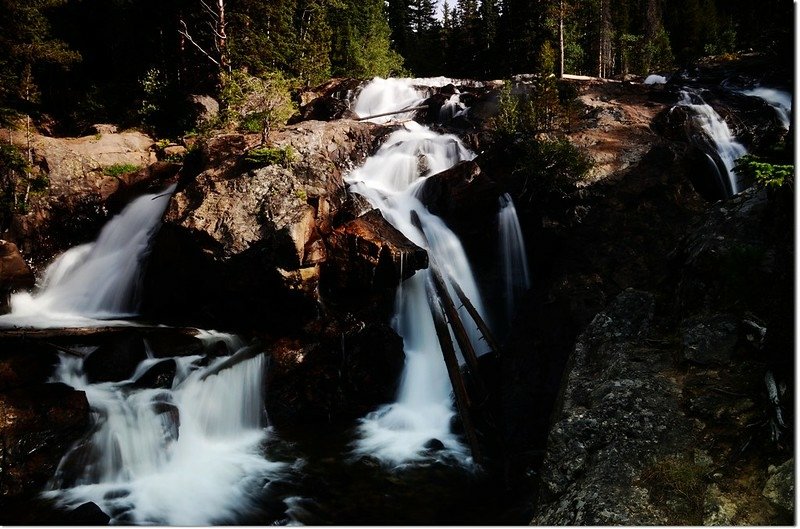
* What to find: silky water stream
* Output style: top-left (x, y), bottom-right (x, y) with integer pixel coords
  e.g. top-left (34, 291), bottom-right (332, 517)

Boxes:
top-left (10, 77), bottom-right (532, 525)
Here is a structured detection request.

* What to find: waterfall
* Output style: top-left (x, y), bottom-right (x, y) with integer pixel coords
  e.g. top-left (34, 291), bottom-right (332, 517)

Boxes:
top-left (498, 193), bottom-right (530, 324)
top-left (346, 78), bottom-right (489, 466)
top-left (43, 337), bottom-right (285, 525)
top-left (740, 87), bottom-right (793, 130)
top-left (1, 186), bottom-right (175, 327)
top-left (676, 90), bottom-right (747, 196)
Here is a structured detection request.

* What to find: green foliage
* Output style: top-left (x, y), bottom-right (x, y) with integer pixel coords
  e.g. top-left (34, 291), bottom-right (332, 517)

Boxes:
top-left (220, 70), bottom-right (297, 142)
top-left (492, 78), bottom-right (561, 137)
top-left (734, 155), bottom-right (794, 189)
top-left (103, 163), bottom-right (141, 177)
top-left (244, 146), bottom-right (297, 168)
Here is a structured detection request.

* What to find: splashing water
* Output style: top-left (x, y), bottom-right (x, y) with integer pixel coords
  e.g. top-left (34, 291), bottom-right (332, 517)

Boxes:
top-left (347, 79), bottom-right (490, 467)
top-left (498, 193), bottom-right (530, 324)
top-left (1, 186), bottom-right (176, 327)
top-left (676, 90), bottom-right (747, 196)
top-left (740, 87), bottom-right (793, 130)
top-left (43, 340), bottom-right (285, 525)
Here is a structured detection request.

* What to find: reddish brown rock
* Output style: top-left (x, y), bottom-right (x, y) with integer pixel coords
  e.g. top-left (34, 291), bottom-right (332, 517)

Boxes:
top-left (325, 209), bottom-right (428, 292)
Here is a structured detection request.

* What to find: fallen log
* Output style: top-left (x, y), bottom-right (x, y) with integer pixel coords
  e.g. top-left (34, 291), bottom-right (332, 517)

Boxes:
top-left (426, 280), bottom-right (483, 465)
top-left (356, 105), bottom-right (428, 121)
top-left (199, 342), bottom-right (267, 381)
top-left (0, 325), bottom-right (200, 341)
top-left (446, 278), bottom-right (501, 356)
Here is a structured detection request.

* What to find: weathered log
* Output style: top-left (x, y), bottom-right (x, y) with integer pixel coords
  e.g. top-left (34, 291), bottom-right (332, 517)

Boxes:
top-left (409, 210), bottom-right (487, 399)
top-left (199, 342), bottom-right (267, 381)
top-left (356, 105), bottom-right (429, 121)
top-left (42, 341), bottom-right (87, 358)
top-left (446, 277), bottom-right (502, 356)
top-left (426, 279), bottom-right (483, 465)
top-left (0, 325), bottom-right (200, 341)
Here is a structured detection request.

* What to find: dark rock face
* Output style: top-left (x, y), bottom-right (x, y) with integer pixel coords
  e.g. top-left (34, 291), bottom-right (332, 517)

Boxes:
top-left (533, 289), bottom-right (690, 525)
top-left (0, 382), bottom-right (90, 498)
top-left (133, 359), bottom-right (177, 389)
top-left (266, 320), bottom-right (404, 428)
top-left (681, 313), bottom-right (739, 365)
top-left (325, 209), bottom-right (428, 293)
top-left (84, 334), bottom-right (148, 383)
top-left (0, 345), bottom-right (59, 391)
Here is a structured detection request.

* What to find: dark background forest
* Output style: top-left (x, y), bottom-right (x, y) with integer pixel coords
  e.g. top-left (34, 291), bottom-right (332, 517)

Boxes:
top-left (0, 0), bottom-right (793, 137)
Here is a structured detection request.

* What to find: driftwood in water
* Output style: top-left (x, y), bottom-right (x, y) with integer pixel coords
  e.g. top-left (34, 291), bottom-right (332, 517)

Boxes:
top-left (199, 342), bottom-right (267, 381)
top-left (446, 278), bottom-right (501, 356)
top-left (426, 283), bottom-right (483, 465)
top-left (356, 105), bottom-right (428, 121)
top-left (42, 341), bottom-right (88, 358)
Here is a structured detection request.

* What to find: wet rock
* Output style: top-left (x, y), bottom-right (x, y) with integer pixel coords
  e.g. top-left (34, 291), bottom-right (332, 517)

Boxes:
top-left (84, 335), bottom-right (148, 383)
top-left (152, 400), bottom-right (181, 442)
top-left (762, 458), bottom-right (794, 512)
top-left (0, 343), bottom-right (59, 390)
top-left (0, 240), bottom-right (35, 311)
top-left (0, 382), bottom-right (90, 498)
top-left (325, 209), bottom-right (428, 292)
top-left (424, 438), bottom-right (445, 451)
top-left (266, 320), bottom-right (404, 427)
top-left (61, 501), bottom-right (111, 525)
top-left (681, 314), bottom-right (739, 365)
top-left (133, 359), bottom-right (177, 389)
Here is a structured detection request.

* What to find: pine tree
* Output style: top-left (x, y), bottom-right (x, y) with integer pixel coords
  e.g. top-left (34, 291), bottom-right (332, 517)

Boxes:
top-left (295, 0), bottom-right (332, 86)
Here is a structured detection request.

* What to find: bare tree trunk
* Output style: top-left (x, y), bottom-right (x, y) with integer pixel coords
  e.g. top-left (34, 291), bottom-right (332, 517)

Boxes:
top-left (558, 0), bottom-right (565, 78)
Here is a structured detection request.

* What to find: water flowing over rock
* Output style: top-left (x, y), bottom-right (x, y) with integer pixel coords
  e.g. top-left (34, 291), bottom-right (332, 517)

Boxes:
top-left (0, 186), bottom-right (175, 327)
top-left (346, 80), bottom-right (491, 466)
top-left (44, 339), bottom-right (286, 525)
top-left (497, 193), bottom-right (530, 324)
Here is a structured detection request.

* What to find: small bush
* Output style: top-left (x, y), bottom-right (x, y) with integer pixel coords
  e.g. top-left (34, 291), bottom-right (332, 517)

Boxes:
top-left (220, 70), bottom-right (297, 144)
top-left (734, 154), bottom-right (793, 189)
top-left (244, 146), bottom-right (297, 168)
top-left (103, 163), bottom-right (141, 177)
top-left (640, 454), bottom-right (711, 524)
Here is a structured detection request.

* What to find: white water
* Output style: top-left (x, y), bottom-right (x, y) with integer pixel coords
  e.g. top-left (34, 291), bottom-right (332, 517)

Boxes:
top-left (44, 338), bottom-right (285, 525)
top-left (347, 79), bottom-right (489, 467)
top-left (498, 193), bottom-right (530, 323)
top-left (676, 90), bottom-right (747, 195)
top-left (1, 186), bottom-right (175, 327)
top-left (741, 87), bottom-right (792, 130)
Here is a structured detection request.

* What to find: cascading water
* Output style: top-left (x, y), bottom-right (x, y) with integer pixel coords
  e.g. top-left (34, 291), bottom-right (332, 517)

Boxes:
top-left (1, 185), bottom-right (176, 327)
top-left (498, 193), bottom-right (530, 325)
top-left (43, 336), bottom-right (285, 525)
top-left (740, 87), bottom-right (793, 130)
top-left (675, 90), bottom-right (747, 196)
top-left (346, 78), bottom-right (490, 466)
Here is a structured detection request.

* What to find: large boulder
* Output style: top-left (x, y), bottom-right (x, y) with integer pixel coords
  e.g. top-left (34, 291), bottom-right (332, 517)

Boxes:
top-left (325, 209), bottom-right (428, 294)
top-left (142, 120), bottom-right (388, 331)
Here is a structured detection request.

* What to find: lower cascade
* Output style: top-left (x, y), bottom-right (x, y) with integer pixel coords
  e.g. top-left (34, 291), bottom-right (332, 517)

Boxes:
top-left (1, 185), bottom-right (176, 327)
top-left (43, 335), bottom-right (285, 525)
top-left (346, 78), bottom-right (492, 466)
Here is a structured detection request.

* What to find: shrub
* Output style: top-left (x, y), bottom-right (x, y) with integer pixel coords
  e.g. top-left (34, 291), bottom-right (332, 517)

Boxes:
top-left (244, 146), bottom-right (296, 168)
top-left (734, 155), bottom-right (793, 189)
top-left (220, 70), bottom-right (297, 144)
top-left (103, 163), bottom-right (141, 177)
